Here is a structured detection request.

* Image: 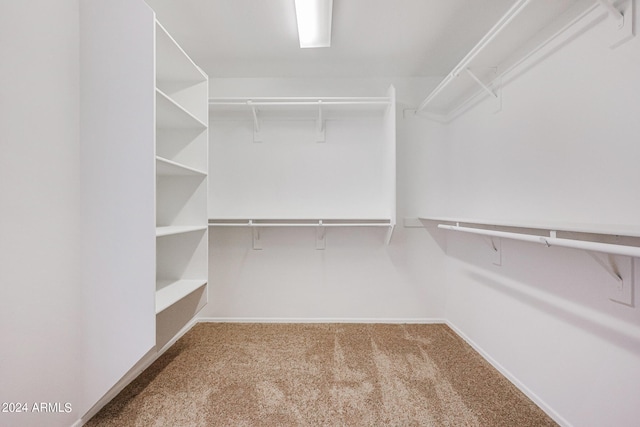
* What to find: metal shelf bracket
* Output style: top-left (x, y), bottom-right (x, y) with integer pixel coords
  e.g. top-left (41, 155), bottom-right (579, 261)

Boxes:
top-left (597, 0), bottom-right (634, 49)
top-left (467, 223), bottom-right (502, 266)
top-left (482, 235), bottom-right (502, 266)
top-left (316, 220), bottom-right (326, 249)
top-left (587, 251), bottom-right (634, 306)
top-left (247, 101), bottom-right (262, 142)
top-left (465, 67), bottom-right (502, 114)
top-left (250, 220), bottom-right (262, 250)
top-left (316, 100), bottom-right (326, 142)
top-left (385, 225), bottom-right (395, 245)
top-left (465, 68), bottom-right (497, 98)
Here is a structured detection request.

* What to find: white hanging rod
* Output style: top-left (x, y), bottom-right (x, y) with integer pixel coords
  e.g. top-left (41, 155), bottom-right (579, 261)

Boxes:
top-left (438, 224), bottom-right (640, 258)
top-left (416, 0), bottom-right (532, 113)
top-left (209, 99), bottom-right (390, 107)
top-left (209, 220), bottom-right (391, 228)
top-left (210, 96), bottom-right (389, 101)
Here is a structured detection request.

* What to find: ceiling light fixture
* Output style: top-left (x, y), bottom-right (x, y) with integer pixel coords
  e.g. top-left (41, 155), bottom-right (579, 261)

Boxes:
top-left (294, 0), bottom-right (333, 48)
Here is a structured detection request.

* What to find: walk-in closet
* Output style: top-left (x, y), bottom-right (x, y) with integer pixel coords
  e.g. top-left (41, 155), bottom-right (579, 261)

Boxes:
top-left (2, 0), bottom-right (639, 426)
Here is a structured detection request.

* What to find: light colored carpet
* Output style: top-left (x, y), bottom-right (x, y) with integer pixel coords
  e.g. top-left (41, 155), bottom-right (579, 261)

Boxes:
top-left (87, 323), bottom-right (557, 426)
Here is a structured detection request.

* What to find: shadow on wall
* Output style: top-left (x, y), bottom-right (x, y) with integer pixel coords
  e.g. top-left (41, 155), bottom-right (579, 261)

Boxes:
top-left (464, 267), bottom-right (640, 355)
top-left (434, 224), bottom-right (640, 355)
top-left (420, 219), bottom-right (448, 253)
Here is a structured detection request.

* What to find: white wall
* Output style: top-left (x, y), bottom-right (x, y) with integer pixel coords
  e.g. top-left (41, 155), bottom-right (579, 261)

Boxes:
top-left (0, 2), bottom-right (81, 426)
top-left (420, 6), bottom-right (640, 427)
top-left (202, 77), bottom-right (448, 322)
top-left (209, 119), bottom-right (390, 219)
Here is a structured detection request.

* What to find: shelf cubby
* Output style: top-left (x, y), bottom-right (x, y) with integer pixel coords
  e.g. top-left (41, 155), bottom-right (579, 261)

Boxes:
top-left (157, 89), bottom-right (207, 130)
top-left (156, 174), bottom-right (207, 228)
top-left (155, 279), bottom-right (208, 314)
top-left (155, 21), bottom-right (208, 123)
top-left (156, 229), bottom-right (207, 284)
top-left (156, 127), bottom-right (208, 173)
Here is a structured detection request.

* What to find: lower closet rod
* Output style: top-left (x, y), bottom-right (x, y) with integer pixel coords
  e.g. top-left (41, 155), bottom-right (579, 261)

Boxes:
top-left (437, 224), bottom-right (640, 258)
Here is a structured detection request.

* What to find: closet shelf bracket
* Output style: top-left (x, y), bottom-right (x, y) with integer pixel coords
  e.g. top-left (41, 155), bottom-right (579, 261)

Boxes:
top-left (250, 220), bottom-right (262, 250)
top-left (598, 0), bottom-right (624, 27)
top-left (465, 67), bottom-right (502, 114)
top-left (247, 101), bottom-right (262, 142)
top-left (385, 225), bottom-right (395, 245)
top-left (456, 222), bottom-right (502, 265)
top-left (316, 100), bottom-right (326, 142)
top-left (586, 250), bottom-right (634, 306)
top-left (316, 220), bottom-right (326, 250)
top-left (465, 68), bottom-right (497, 98)
top-left (481, 234), bottom-right (502, 266)
top-left (597, 0), bottom-right (634, 49)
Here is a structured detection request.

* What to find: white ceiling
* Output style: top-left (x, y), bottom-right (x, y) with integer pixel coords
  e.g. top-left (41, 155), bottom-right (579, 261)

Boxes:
top-left (144, 0), bottom-right (523, 78)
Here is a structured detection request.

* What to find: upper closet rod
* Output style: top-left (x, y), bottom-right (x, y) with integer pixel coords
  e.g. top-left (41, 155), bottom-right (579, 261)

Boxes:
top-left (209, 220), bottom-right (391, 228)
top-left (416, 0), bottom-right (533, 113)
top-left (438, 224), bottom-right (640, 258)
top-left (209, 98), bottom-right (390, 106)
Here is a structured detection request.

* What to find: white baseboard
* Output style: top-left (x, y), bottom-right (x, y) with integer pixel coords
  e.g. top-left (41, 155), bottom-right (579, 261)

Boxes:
top-left (445, 320), bottom-right (572, 427)
top-left (198, 317), bottom-right (447, 324)
top-left (74, 317), bottom-right (199, 427)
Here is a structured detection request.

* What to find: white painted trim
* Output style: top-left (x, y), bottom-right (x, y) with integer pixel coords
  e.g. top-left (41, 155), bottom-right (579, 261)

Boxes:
top-left (445, 320), bottom-right (573, 427)
top-left (76, 318), bottom-right (199, 426)
top-left (198, 317), bottom-right (446, 324)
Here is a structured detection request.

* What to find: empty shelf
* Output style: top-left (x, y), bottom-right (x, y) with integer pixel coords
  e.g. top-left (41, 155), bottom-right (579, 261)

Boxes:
top-left (156, 156), bottom-right (206, 176)
top-left (156, 279), bottom-right (207, 314)
top-left (156, 225), bottom-right (208, 237)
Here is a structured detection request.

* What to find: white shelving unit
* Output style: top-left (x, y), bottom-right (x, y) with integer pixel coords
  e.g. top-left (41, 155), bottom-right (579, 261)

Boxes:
top-left (208, 86), bottom-right (396, 246)
top-left (155, 21), bottom-right (209, 319)
top-left (79, 0), bottom-right (210, 411)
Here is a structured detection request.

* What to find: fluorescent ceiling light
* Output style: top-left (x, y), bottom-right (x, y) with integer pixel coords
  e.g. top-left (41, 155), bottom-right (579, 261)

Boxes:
top-left (294, 0), bottom-right (333, 48)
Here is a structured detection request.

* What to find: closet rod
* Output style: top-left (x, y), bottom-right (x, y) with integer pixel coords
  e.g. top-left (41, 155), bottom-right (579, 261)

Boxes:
top-left (209, 222), bottom-right (391, 228)
top-left (438, 224), bottom-right (640, 258)
top-left (208, 100), bottom-right (390, 106)
top-left (416, 0), bottom-right (532, 113)
top-left (209, 96), bottom-right (389, 101)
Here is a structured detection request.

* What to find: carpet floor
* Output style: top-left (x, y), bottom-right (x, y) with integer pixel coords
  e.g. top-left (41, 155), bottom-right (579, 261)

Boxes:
top-left (87, 323), bottom-right (557, 426)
